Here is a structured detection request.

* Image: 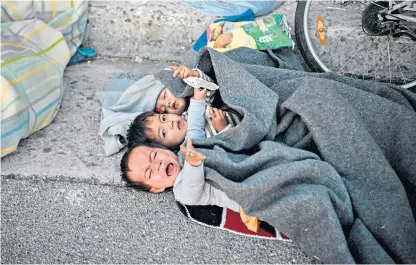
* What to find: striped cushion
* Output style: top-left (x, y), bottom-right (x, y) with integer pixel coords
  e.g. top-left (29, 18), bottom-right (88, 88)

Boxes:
top-left (1, 0), bottom-right (88, 56)
top-left (1, 1), bottom-right (87, 157)
top-left (1, 19), bottom-right (70, 157)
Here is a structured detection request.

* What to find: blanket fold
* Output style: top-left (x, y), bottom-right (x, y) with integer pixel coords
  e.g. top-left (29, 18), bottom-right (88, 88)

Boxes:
top-left (155, 47), bottom-right (416, 263)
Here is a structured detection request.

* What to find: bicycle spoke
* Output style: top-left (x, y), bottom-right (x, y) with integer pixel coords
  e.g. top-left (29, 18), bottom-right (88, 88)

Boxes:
top-left (409, 63), bottom-right (416, 75)
top-left (365, 37), bottom-right (371, 80)
top-left (372, 38), bottom-right (378, 82)
top-left (398, 64), bottom-right (407, 82)
top-left (328, 24), bottom-right (364, 72)
top-left (327, 6), bottom-right (347, 11)
top-left (389, 36), bottom-right (411, 84)
top-left (387, 37), bottom-right (392, 83)
top-left (325, 24), bottom-right (362, 34)
top-left (337, 38), bottom-right (371, 73)
top-left (364, 47), bottom-right (367, 80)
top-left (371, 1), bottom-right (387, 10)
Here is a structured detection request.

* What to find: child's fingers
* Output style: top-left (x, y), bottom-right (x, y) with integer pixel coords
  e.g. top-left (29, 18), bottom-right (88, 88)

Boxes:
top-left (187, 138), bottom-right (194, 150)
top-left (208, 106), bottom-right (214, 117)
top-left (173, 69), bottom-right (181, 77)
top-left (187, 150), bottom-right (205, 161)
top-left (196, 152), bottom-right (206, 161)
top-left (218, 109), bottom-right (224, 118)
top-left (213, 108), bottom-right (220, 117)
top-left (179, 145), bottom-right (187, 154)
top-left (169, 66), bottom-right (178, 71)
top-left (180, 68), bottom-right (186, 78)
top-left (192, 70), bottom-right (200, 78)
top-left (183, 68), bottom-right (191, 78)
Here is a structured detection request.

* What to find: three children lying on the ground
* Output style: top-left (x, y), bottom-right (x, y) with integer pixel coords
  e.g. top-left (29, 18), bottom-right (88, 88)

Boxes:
top-left (121, 65), bottom-right (259, 232)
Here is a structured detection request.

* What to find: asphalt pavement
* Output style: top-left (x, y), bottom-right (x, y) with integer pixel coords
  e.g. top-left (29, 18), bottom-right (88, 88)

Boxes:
top-left (1, 177), bottom-right (312, 263)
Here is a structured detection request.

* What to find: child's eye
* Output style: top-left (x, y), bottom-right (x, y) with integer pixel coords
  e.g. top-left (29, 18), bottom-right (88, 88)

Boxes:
top-left (162, 129), bottom-right (166, 138)
top-left (149, 171), bottom-right (152, 179)
top-left (162, 114), bottom-right (166, 121)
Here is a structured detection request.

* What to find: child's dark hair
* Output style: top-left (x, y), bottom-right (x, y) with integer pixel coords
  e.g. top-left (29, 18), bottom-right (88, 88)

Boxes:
top-left (127, 111), bottom-right (156, 148)
top-left (120, 147), bottom-right (150, 192)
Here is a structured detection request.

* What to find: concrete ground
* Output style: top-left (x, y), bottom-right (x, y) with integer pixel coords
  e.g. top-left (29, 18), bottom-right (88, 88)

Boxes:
top-left (84, 0), bottom-right (298, 61)
top-left (1, 1), bottom-right (313, 263)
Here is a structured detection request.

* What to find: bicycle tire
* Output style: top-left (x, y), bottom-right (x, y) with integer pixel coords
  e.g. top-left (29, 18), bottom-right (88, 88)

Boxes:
top-left (295, 0), bottom-right (324, 73)
top-left (294, 1), bottom-right (416, 89)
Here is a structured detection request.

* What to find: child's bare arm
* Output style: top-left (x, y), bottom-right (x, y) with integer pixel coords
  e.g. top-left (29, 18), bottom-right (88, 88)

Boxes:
top-left (169, 65), bottom-right (200, 79)
top-left (168, 65), bottom-right (215, 86)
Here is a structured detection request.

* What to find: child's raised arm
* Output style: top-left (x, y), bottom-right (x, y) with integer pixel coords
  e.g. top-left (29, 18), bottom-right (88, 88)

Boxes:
top-left (185, 88), bottom-right (207, 141)
top-left (169, 65), bottom-right (200, 79)
top-left (180, 138), bottom-right (206, 167)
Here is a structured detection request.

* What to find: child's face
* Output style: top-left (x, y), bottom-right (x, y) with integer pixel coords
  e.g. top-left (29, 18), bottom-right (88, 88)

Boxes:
top-left (127, 145), bottom-right (181, 193)
top-left (156, 88), bottom-right (187, 115)
top-left (145, 113), bottom-right (188, 149)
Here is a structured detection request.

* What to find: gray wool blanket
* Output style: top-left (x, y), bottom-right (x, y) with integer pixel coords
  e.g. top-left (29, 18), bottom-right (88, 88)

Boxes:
top-left (155, 48), bottom-right (416, 263)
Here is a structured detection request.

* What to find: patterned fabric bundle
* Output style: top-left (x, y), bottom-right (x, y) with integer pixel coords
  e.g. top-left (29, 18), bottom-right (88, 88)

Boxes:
top-left (1, 0), bottom-right (88, 157)
top-left (1, 0), bottom-right (88, 56)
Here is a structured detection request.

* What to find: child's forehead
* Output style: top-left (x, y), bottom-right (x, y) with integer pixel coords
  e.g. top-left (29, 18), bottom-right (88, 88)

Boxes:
top-left (146, 114), bottom-right (158, 122)
top-left (144, 125), bottom-right (156, 139)
top-left (144, 116), bottom-right (158, 134)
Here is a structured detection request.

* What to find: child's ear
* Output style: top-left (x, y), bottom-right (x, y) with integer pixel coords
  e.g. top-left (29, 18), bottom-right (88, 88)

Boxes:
top-left (150, 187), bottom-right (165, 193)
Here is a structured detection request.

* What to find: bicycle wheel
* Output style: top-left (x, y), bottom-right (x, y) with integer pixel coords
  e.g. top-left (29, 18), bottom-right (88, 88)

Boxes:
top-left (295, 0), bottom-right (416, 89)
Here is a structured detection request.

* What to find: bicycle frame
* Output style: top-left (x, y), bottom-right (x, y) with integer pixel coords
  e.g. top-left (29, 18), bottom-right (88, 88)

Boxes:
top-left (384, 1), bottom-right (416, 23)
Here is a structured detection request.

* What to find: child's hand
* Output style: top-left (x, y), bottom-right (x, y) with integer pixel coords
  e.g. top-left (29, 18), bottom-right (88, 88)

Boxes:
top-left (240, 208), bottom-right (259, 232)
top-left (169, 65), bottom-right (200, 79)
top-left (209, 107), bottom-right (228, 132)
top-left (193, 87), bottom-right (207, 100)
top-left (180, 138), bottom-right (206, 167)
